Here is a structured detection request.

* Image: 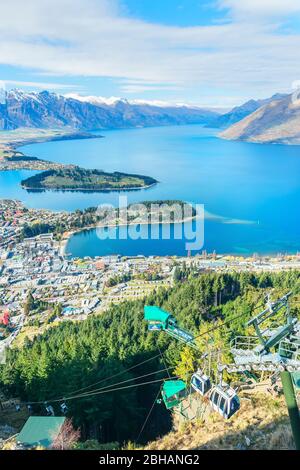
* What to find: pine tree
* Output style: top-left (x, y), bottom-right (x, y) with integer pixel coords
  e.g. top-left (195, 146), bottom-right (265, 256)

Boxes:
top-left (24, 291), bottom-right (35, 316)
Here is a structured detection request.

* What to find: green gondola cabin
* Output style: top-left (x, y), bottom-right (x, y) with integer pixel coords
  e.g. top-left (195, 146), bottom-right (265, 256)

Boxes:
top-left (161, 380), bottom-right (187, 409)
top-left (144, 306), bottom-right (175, 331)
top-left (144, 306), bottom-right (196, 346)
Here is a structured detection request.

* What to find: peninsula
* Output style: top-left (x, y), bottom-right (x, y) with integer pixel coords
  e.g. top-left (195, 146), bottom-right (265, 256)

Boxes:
top-left (0, 128), bottom-right (102, 171)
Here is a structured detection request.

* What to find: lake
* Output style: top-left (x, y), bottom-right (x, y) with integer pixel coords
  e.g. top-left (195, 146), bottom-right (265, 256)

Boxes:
top-left (0, 125), bottom-right (299, 255)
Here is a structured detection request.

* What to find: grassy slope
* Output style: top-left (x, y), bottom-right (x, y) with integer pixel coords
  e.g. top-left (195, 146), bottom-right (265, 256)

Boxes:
top-left (145, 392), bottom-right (295, 450)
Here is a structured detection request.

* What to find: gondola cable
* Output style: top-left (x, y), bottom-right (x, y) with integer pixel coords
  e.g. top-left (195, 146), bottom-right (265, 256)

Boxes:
top-left (136, 386), bottom-right (162, 443)
top-left (13, 290), bottom-right (294, 408)
top-left (158, 345), bottom-right (171, 379)
top-left (63, 365), bottom-right (176, 400)
top-left (63, 352), bottom-right (164, 397)
top-left (24, 310), bottom-right (244, 406)
top-left (17, 366), bottom-right (177, 406)
top-left (20, 309), bottom-right (258, 406)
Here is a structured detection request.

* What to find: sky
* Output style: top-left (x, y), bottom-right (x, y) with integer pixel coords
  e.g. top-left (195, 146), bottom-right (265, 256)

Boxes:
top-left (1, 0), bottom-right (300, 107)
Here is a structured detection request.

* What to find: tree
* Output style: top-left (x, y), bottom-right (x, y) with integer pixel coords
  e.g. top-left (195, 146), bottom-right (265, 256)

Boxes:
top-left (24, 291), bottom-right (35, 316)
top-left (51, 419), bottom-right (80, 450)
top-left (173, 266), bottom-right (181, 282)
top-left (175, 346), bottom-right (197, 381)
top-left (53, 304), bottom-right (63, 318)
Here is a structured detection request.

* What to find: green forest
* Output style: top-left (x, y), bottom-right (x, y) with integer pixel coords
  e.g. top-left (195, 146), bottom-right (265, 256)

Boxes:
top-left (21, 167), bottom-right (157, 191)
top-left (1, 270), bottom-right (299, 447)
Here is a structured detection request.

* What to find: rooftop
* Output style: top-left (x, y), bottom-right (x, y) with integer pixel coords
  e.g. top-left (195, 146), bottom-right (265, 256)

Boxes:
top-left (162, 380), bottom-right (186, 399)
top-left (17, 416), bottom-right (66, 448)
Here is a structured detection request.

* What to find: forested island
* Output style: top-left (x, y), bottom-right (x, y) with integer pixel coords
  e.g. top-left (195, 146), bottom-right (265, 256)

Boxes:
top-left (21, 167), bottom-right (158, 192)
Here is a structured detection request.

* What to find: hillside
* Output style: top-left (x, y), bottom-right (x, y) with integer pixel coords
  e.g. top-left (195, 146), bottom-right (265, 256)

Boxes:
top-left (0, 89), bottom-right (218, 131)
top-left (0, 270), bottom-right (299, 448)
top-left (220, 94), bottom-right (300, 144)
top-left (212, 94), bottom-right (286, 129)
top-left (1, 392), bottom-right (294, 450)
top-left (145, 392), bottom-right (294, 450)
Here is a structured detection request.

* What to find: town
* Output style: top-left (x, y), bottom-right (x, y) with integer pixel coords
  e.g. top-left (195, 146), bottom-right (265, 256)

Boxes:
top-left (1, 198), bottom-right (300, 363)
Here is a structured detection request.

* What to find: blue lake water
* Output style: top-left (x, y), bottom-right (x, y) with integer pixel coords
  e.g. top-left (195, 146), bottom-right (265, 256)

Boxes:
top-left (0, 125), bottom-right (299, 255)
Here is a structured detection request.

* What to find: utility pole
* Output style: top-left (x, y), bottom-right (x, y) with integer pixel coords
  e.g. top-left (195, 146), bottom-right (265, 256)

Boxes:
top-left (281, 371), bottom-right (300, 450)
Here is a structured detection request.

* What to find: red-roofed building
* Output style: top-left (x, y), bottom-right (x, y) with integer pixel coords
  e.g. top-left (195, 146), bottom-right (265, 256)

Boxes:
top-left (0, 310), bottom-right (10, 326)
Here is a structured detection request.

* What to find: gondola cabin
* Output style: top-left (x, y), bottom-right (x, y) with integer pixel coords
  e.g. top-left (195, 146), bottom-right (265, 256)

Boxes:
top-left (191, 372), bottom-right (211, 396)
top-left (144, 306), bottom-right (176, 331)
top-left (209, 384), bottom-right (240, 419)
top-left (161, 380), bottom-right (187, 410)
top-left (144, 306), bottom-right (197, 348)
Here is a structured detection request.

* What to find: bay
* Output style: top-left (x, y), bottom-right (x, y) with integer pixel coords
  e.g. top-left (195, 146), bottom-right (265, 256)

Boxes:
top-left (0, 125), bottom-right (299, 255)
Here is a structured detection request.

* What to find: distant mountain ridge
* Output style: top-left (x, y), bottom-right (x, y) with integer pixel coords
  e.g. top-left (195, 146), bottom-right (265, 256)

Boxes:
top-left (220, 94), bottom-right (300, 144)
top-left (1, 89), bottom-right (297, 145)
top-left (0, 89), bottom-right (219, 131)
top-left (211, 93), bottom-right (287, 128)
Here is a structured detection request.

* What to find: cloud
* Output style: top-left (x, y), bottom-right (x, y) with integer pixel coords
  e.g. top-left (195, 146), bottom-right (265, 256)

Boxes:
top-left (0, 0), bottom-right (300, 102)
top-left (219, 0), bottom-right (300, 18)
top-left (3, 80), bottom-right (77, 90)
top-left (118, 79), bottom-right (183, 94)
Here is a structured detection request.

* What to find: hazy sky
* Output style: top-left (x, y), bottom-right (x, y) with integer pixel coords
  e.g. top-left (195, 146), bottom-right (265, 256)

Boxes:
top-left (1, 0), bottom-right (300, 107)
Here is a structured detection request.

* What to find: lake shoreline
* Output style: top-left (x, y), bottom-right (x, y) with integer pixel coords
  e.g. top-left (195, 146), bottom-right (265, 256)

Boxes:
top-left (1, 124), bottom-right (299, 255)
top-left (21, 182), bottom-right (158, 193)
top-left (61, 214), bottom-right (199, 256)
top-left (0, 129), bottom-right (102, 171)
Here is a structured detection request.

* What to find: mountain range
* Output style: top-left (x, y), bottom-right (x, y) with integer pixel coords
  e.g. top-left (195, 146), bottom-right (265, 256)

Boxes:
top-left (0, 89), bottom-right (218, 131)
top-left (0, 89), bottom-right (299, 145)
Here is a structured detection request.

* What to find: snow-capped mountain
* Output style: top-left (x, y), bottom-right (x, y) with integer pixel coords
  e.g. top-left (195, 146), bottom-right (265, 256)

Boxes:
top-left (0, 89), bottom-right (219, 130)
top-left (65, 93), bottom-right (209, 109)
top-left (64, 94), bottom-right (130, 106)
